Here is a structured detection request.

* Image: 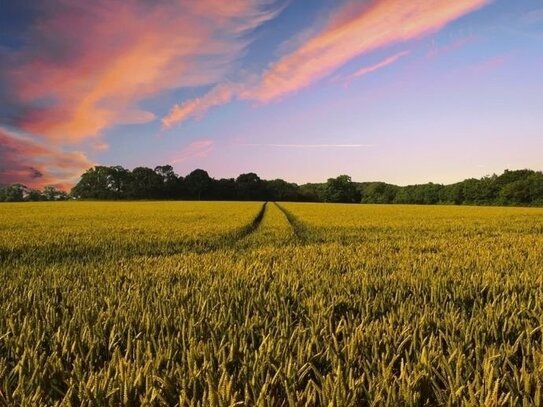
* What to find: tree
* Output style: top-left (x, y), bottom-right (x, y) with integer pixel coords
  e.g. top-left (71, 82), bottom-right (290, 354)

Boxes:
top-left (154, 165), bottom-right (176, 181)
top-left (360, 182), bottom-right (399, 204)
top-left (71, 166), bottom-right (131, 199)
top-left (43, 185), bottom-right (67, 201)
top-left (0, 184), bottom-right (26, 202)
top-left (266, 179), bottom-right (300, 201)
top-left (495, 169), bottom-right (535, 187)
top-left (184, 169), bottom-right (212, 200)
top-left (439, 183), bottom-right (464, 205)
top-left (528, 173), bottom-right (543, 205)
top-left (298, 183), bottom-right (326, 202)
top-left (210, 178), bottom-right (237, 200)
top-left (71, 167), bottom-right (106, 199)
top-left (154, 165), bottom-right (181, 198)
top-left (27, 189), bottom-right (43, 201)
top-left (236, 173), bottom-right (266, 201)
top-left (129, 167), bottom-right (163, 199)
top-left (324, 175), bottom-right (360, 203)
top-left (41, 167), bottom-right (543, 206)
top-left (500, 180), bottom-right (530, 205)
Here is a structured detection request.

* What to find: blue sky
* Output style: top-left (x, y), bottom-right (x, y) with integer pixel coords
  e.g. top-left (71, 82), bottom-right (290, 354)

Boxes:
top-left (0, 0), bottom-right (542, 188)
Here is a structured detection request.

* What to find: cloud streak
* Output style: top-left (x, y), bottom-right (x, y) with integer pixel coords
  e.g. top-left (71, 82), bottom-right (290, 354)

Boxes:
top-left (163, 0), bottom-right (492, 127)
top-left (240, 143), bottom-right (374, 148)
top-left (163, 83), bottom-right (242, 129)
top-left (250, 0), bottom-right (491, 102)
top-left (340, 51), bottom-right (410, 83)
top-left (171, 140), bottom-right (215, 164)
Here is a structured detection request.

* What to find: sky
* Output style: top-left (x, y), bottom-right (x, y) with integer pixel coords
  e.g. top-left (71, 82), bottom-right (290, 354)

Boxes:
top-left (0, 0), bottom-right (542, 189)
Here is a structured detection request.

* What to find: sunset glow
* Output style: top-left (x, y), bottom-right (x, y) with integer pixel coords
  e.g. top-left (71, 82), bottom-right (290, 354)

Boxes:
top-left (1, 0), bottom-right (542, 188)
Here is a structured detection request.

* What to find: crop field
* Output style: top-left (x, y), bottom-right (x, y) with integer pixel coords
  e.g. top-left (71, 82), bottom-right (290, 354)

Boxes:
top-left (1, 202), bottom-right (543, 406)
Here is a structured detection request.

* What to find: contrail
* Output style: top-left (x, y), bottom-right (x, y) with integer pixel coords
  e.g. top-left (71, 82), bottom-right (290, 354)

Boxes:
top-left (239, 143), bottom-right (374, 148)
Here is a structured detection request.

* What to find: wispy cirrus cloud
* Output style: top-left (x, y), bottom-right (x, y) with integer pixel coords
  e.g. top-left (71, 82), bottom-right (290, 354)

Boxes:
top-left (162, 83), bottom-right (243, 129)
top-left (336, 51), bottom-right (410, 84)
top-left (0, 0), bottom-right (280, 187)
top-left (163, 0), bottom-right (492, 127)
top-left (2, 0), bottom-right (279, 142)
top-left (250, 0), bottom-right (491, 102)
top-left (171, 140), bottom-right (215, 164)
top-left (0, 127), bottom-right (93, 190)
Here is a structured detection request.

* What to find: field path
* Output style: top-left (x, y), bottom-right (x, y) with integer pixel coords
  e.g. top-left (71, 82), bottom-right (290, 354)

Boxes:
top-left (236, 201), bottom-right (296, 248)
top-left (230, 201), bottom-right (268, 240)
top-left (274, 202), bottom-right (309, 243)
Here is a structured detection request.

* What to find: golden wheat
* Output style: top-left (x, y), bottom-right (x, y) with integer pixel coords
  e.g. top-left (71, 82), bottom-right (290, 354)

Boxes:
top-left (1, 201), bottom-right (542, 406)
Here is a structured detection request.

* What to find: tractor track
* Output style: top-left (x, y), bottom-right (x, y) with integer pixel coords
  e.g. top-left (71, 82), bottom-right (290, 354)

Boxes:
top-left (232, 201), bottom-right (268, 240)
top-left (1, 202), bottom-right (271, 266)
top-left (1, 201), bottom-right (309, 266)
top-left (273, 202), bottom-right (309, 243)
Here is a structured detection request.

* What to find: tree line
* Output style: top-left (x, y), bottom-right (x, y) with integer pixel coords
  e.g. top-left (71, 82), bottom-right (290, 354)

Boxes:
top-left (0, 184), bottom-right (68, 202)
top-left (1, 166), bottom-right (543, 206)
top-left (358, 169), bottom-right (543, 206)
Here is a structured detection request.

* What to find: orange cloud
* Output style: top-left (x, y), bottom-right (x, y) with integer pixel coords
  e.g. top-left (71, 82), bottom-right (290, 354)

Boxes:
top-left (0, 128), bottom-right (93, 190)
top-left (4, 0), bottom-right (279, 142)
top-left (162, 0), bottom-right (492, 127)
top-left (250, 0), bottom-right (491, 101)
top-left (163, 83), bottom-right (241, 128)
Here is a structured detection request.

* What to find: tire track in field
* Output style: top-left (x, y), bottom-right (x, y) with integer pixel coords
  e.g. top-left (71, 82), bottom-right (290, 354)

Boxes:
top-left (273, 202), bottom-right (310, 243)
top-left (1, 202), bottom-right (270, 266)
top-left (236, 201), bottom-right (298, 249)
top-left (231, 201), bottom-right (268, 241)
top-left (156, 201), bottom-right (270, 253)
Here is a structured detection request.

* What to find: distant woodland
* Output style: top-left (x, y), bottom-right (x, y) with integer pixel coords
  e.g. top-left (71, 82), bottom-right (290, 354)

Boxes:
top-left (1, 167), bottom-right (543, 206)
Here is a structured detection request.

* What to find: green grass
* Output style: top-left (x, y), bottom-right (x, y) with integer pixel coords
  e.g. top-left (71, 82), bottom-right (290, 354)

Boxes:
top-left (1, 202), bottom-right (542, 406)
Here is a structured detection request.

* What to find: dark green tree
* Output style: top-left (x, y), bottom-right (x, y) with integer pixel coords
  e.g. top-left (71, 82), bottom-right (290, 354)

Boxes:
top-left (439, 183), bottom-right (465, 205)
top-left (324, 175), bottom-right (360, 203)
top-left (210, 178), bottom-right (237, 200)
top-left (360, 182), bottom-right (399, 204)
top-left (236, 173), bottom-right (266, 201)
top-left (184, 169), bottom-right (212, 200)
top-left (266, 179), bottom-right (300, 201)
top-left (154, 165), bottom-right (181, 198)
top-left (71, 166), bottom-right (131, 199)
top-left (129, 167), bottom-right (163, 199)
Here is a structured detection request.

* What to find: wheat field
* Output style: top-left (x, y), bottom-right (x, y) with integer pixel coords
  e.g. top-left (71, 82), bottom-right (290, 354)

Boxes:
top-left (1, 202), bottom-right (543, 406)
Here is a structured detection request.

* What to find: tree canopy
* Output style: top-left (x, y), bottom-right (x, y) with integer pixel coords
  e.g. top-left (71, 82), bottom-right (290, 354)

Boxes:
top-left (324, 175), bottom-right (361, 203)
top-left (2, 167), bottom-right (543, 207)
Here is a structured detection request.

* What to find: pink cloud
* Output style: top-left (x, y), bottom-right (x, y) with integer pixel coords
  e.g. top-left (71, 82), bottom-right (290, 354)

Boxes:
top-left (162, 0), bottom-right (492, 127)
top-left (338, 51), bottom-right (410, 84)
top-left (4, 0), bottom-right (279, 142)
top-left (163, 83), bottom-right (242, 128)
top-left (171, 140), bottom-right (215, 164)
top-left (249, 0), bottom-right (492, 102)
top-left (0, 128), bottom-right (93, 190)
